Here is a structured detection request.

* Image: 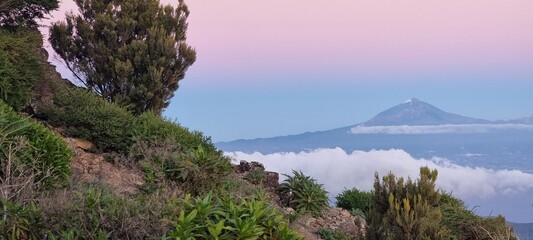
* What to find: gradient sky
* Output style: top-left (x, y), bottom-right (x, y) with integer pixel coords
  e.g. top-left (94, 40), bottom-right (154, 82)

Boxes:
top-left (43, 0), bottom-right (533, 141)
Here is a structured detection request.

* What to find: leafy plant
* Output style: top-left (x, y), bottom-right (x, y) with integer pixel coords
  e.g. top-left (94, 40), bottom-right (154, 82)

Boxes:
top-left (166, 193), bottom-right (302, 240)
top-left (0, 198), bottom-right (42, 240)
top-left (279, 170), bottom-right (329, 216)
top-left (335, 187), bottom-right (373, 217)
top-left (0, 100), bottom-right (71, 189)
top-left (316, 228), bottom-right (351, 240)
top-left (245, 168), bottom-right (266, 185)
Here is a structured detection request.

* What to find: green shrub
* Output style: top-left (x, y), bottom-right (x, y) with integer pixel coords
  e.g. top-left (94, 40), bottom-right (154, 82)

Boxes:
top-left (133, 112), bottom-right (218, 155)
top-left (134, 139), bottom-right (232, 195)
top-left (166, 193), bottom-right (302, 240)
top-left (0, 100), bottom-right (71, 188)
top-left (0, 28), bottom-right (42, 111)
top-left (245, 167), bottom-right (266, 185)
top-left (39, 88), bottom-right (135, 153)
top-left (366, 167), bottom-right (445, 240)
top-left (279, 170), bottom-right (329, 216)
top-left (0, 198), bottom-right (43, 240)
top-left (335, 187), bottom-right (373, 217)
top-left (40, 184), bottom-right (171, 239)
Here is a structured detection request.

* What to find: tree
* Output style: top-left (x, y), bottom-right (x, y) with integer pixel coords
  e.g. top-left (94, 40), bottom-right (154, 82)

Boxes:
top-left (50, 0), bottom-right (196, 115)
top-left (0, 0), bottom-right (59, 28)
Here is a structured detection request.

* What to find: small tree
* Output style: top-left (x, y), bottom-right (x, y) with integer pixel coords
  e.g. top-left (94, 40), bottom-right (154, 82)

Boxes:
top-left (50, 0), bottom-right (196, 115)
top-left (0, 0), bottom-right (59, 28)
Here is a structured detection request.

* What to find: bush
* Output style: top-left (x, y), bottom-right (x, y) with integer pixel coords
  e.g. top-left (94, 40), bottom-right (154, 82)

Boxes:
top-left (0, 100), bottom-right (71, 189)
top-left (244, 168), bottom-right (266, 185)
top-left (40, 87), bottom-right (220, 157)
top-left (133, 112), bottom-right (218, 155)
top-left (166, 193), bottom-right (302, 239)
top-left (0, 198), bottom-right (42, 240)
top-left (279, 170), bottom-right (329, 216)
top-left (40, 184), bottom-right (171, 239)
top-left (316, 228), bottom-right (351, 240)
top-left (335, 187), bottom-right (373, 217)
top-left (366, 167), bottom-right (444, 240)
top-left (134, 139), bottom-right (232, 195)
top-left (0, 28), bottom-right (42, 111)
top-left (39, 88), bottom-right (135, 153)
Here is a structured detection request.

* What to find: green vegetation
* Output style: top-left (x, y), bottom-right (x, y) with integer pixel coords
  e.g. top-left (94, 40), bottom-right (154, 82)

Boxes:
top-left (50, 0), bottom-right (196, 115)
top-left (335, 187), bottom-right (373, 217)
top-left (245, 167), bottom-right (267, 185)
top-left (0, 100), bottom-right (71, 189)
top-left (0, 0), bottom-right (59, 28)
top-left (167, 193), bottom-right (302, 240)
top-left (316, 228), bottom-right (352, 240)
top-left (279, 170), bottom-right (329, 216)
top-left (0, 28), bottom-right (42, 111)
top-left (366, 167), bottom-right (515, 240)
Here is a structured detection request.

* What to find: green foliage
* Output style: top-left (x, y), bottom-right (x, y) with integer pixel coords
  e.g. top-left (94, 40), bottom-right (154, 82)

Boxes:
top-left (0, 28), bottom-right (42, 111)
top-left (0, 0), bottom-right (59, 28)
top-left (316, 228), bottom-right (352, 240)
top-left (166, 193), bottom-right (302, 240)
top-left (245, 168), bottom-right (266, 185)
top-left (335, 187), bottom-right (373, 217)
top-left (49, 0), bottom-right (196, 115)
top-left (438, 193), bottom-right (515, 240)
top-left (133, 111), bottom-right (218, 154)
top-left (279, 170), bottom-right (329, 216)
top-left (40, 184), bottom-right (171, 239)
top-left (0, 100), bottom-right (71, 189)
top-left (0, 198), bottom-right (42, 240)
top-left (366, 167), bottom-right (445, 240)
top-left (137, 140), bottom-right (233, 196)
top-left (39, 88), bottom-right (135, 152)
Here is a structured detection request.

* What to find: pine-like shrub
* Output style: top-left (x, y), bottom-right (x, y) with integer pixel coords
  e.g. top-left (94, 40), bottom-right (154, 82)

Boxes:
top-left (0, 28), bottom-right (42, 111)
top-left (39, 88), bottom-right (135, 152)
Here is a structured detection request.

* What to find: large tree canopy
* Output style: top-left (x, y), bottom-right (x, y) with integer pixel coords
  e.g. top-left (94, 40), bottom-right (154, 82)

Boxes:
top-left (50, 0), bottom-right (196, 115)
top-left (0, 0), bottom-right (59, 28)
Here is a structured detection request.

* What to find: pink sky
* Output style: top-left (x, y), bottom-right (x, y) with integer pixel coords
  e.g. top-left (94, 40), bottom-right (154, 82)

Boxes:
top-left (44, 0), bottom-right (533, 85)
top-left (182, 0), bottom-right (533, 81)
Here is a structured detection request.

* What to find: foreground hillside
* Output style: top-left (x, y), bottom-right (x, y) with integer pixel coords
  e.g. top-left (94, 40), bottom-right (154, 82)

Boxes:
top-left (0, 27), bottom-right (519, 239)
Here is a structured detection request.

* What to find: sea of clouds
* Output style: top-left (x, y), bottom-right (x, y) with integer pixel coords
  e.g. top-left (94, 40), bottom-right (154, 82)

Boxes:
top-left (350, 124), bottom-right (533, 134)
top-left (227, 148), bottom-right (533, 222)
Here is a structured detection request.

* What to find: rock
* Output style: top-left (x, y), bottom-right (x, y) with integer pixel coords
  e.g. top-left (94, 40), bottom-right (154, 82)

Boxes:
top-left (249, 161), bottom-right (265, 170)
top-left (237, 160), bottom-right (251, 173)
top-left (264, 171), bottom-right (279, 189)
top-left (73, 138), bottom-right (94, 151)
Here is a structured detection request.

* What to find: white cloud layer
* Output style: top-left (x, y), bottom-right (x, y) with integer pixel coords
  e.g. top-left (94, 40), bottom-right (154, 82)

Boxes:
top-left (350, 124), bottom-right (533, 134)
top-left (228, 148), bottom-right (533, 200)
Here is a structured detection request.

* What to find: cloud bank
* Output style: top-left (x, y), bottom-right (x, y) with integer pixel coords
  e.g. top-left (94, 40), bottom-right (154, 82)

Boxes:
top-left (350, 124), bottom-right (533, 134)
top-left (228, 148), bottom-right (533, 200)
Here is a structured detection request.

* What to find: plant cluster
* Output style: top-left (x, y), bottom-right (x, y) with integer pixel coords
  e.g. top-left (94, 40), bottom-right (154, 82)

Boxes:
top-left (335, 187), bottom-right (373, 217)
top-left (166, 193), bottom-right (302, 239)
top-left (0, 28), bottom-right (42, 111)
top-left (366, 167), bottom-right (516, 240)
top-left (136, 139), bottom-right (233, 196)
top-left (244, 167), bottom-right (267, 185)
top-left (40, 87), bottom-right (217, 155)
top-left (279, 170), bottom-right (329, 216)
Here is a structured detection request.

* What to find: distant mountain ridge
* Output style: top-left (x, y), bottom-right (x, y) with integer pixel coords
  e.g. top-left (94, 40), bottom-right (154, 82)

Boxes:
top-left (361, 98), bottom-right (490, 126)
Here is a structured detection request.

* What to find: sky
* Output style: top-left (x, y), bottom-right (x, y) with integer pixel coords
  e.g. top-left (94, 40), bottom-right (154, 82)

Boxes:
top-left (42, 0), bottom-right (533, 142)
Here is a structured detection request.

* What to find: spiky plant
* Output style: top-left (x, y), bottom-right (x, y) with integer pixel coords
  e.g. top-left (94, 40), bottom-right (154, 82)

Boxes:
top-left (279, 170), bottom-right (328, 216)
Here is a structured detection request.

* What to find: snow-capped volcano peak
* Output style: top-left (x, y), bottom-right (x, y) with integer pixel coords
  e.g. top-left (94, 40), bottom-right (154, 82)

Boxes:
top-left (362, 98), bottom-right (489, 126)
top-left (404, 97), bottom-right (420, 104)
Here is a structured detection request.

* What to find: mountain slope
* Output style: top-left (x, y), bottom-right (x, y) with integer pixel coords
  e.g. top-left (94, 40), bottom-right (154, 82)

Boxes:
top-left (361, 98), bottom-right (489, 126)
